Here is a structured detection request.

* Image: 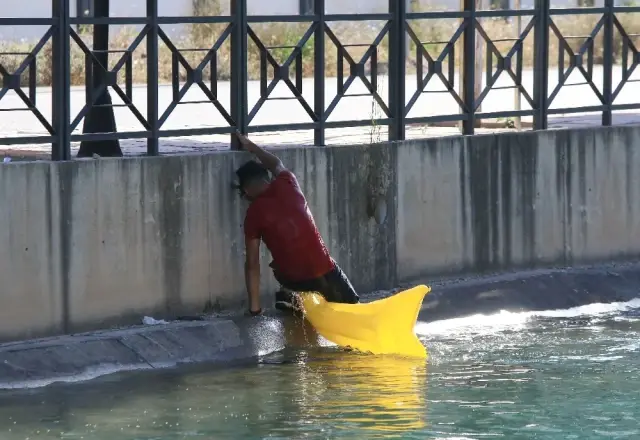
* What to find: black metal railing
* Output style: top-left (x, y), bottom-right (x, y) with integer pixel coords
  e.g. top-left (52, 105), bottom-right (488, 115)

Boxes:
top-left (0, 0), bottom-right (639, 160)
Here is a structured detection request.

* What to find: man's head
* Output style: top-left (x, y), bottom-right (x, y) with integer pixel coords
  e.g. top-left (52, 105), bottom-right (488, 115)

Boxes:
top-left (235, 160), bottom-right (270, 201)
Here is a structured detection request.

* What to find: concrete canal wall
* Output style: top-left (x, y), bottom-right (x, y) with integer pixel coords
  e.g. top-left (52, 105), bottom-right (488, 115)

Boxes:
top-left (1, 125), bottom-right (640, 342)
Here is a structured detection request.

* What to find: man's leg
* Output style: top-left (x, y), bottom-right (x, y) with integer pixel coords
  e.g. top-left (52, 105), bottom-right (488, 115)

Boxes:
top-left (272, 264), bottom-right (359, 311)
top-left (272, 270), bottom-right (311, 313)
top-left (275, 286), bottom-right (300, 312)
top-left (317, 264), bottom-right (360, 304)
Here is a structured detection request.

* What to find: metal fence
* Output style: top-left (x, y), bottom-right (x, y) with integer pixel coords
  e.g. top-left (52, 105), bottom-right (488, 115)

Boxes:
top-left (1, 0), bottom-right (640, 160)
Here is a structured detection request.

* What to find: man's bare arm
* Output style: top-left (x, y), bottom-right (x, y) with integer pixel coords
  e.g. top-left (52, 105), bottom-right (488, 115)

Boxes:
top-left (235, 132), bottom-right (285, 175)
top-left (244, 237), bottom-right (262, 313)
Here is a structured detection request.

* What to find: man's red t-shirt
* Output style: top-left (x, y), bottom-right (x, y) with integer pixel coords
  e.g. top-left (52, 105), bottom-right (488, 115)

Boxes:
top-left (244, 169), bottom-right (335, 282)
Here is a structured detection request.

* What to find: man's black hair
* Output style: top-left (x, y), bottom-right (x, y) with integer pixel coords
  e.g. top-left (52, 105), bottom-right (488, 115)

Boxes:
top-left (236, 160), bottom-right (269, 189)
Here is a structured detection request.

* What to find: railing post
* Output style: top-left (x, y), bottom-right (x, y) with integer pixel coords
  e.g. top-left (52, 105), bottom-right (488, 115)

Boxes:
top-left (602, 0), bottom-right (614, 126)
top-left (388, 0), bottom-right (406, 142)
top-left (532, 0), bottom-right (549, 130)
top-left (230, 0), bottom-right (248, 149)
top-left (313, 0), bottom-right (325, 146)
top-left (513, 0), bottom-right (522, 130)
top-left (51, 0), bottom-right (71, 161)
top-left (461, 0), bottom-right (476, 135)
top-left (147, 0), bottom-right (159, 155)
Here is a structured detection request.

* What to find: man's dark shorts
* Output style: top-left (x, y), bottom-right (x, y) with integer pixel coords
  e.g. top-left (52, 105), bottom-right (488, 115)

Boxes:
top-left (273, 263), bottom-right (360, 308)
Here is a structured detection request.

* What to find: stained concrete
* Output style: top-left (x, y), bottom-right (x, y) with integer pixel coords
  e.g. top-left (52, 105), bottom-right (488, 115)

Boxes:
top-left (396, 127), bottom-right (640, 279)
top-left (1, 125), bottom-right (640, 342)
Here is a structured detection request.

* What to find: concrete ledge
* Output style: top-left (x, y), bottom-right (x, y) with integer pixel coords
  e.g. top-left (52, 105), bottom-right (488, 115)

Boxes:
top-left (0, 319), bottom-right (266, 389)
top-left (419, 261), bottom-right (640, 322)
top-left (2, 262), bottom-right (640, 390)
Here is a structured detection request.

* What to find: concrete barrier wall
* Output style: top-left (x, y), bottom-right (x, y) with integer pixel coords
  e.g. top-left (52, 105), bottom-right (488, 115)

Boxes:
top-left (397, 127), bottom-right (640, 280)
top-left (1, 125), bottom-right (639, 341)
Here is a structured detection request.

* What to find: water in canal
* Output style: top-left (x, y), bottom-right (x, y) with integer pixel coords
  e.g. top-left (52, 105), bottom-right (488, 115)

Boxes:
top-left (1, 298), bottom-right (639, 439)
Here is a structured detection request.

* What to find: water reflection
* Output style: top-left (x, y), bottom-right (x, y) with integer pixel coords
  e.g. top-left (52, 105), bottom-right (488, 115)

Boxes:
top-left (278, 313), bottom-right (429, 434)
top-left (1, 303), bottom-right (640, 439)
top-left (0, 337), bottom-right (428, 439)
top-left (299, 352), bottom-right (428, 434)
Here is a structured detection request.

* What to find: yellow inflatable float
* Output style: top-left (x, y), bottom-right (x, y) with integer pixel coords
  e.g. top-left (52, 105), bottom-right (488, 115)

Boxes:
top-left (298, 284), bottom-right (431, 359)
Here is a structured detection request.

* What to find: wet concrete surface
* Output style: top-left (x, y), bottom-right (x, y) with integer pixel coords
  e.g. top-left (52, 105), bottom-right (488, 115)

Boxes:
top-left (1, 261), bottom-right (639, 389)
top-left (418, 261), bottom-right (640, 322)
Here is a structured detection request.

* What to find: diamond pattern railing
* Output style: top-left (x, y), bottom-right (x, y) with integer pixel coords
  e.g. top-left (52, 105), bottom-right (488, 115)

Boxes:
top-left (0, 0), bottom-right (640, 159)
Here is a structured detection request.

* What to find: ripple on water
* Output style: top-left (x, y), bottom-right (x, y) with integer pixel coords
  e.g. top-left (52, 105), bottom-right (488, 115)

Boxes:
top-left (0, 300), bottom-right (639, 439)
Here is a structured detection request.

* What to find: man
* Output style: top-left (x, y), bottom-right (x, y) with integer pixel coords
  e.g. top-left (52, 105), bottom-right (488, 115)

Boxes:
top-left (234, 132), bottom-right (360, 316)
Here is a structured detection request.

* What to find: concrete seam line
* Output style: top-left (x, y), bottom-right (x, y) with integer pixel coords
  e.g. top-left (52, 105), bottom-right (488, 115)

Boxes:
top-left (115, 337), bottom-right (156, 369)
top-left (0, 320), bottom-right (237, 354)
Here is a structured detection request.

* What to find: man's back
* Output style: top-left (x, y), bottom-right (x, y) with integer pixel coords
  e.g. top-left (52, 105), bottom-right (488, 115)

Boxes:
top-left (244, 170), bottom-right (334, 282)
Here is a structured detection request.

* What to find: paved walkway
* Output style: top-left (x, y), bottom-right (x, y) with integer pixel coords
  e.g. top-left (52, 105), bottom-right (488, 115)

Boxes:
top-left (1, 65), bottom-right (639, 157)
